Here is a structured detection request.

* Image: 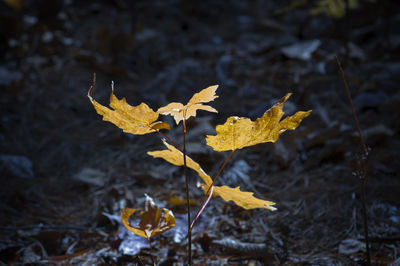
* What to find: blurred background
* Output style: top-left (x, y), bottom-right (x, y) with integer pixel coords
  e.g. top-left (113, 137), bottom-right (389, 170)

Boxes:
top-left (1, 0), bottom-right (399, 264)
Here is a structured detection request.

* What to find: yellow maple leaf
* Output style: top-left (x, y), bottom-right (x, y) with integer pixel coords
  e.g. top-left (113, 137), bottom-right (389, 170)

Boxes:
top-left (213, 186), bottom-right (276, 210)
top-left (147, 141), bottom-right (276, 210)
top-left (158, 85), bottom-right (219, 124)
top-left (88, 75), bottom-right (170, 135)
top-left (206, 93), bottom-right (312, 152)
top-left (121, 194), bottom-right (176, 239)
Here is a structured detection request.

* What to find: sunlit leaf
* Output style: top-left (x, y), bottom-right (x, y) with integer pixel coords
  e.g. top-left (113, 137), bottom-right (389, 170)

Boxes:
top-left (158, 85), bottom-right (219, 124)
top-left (212, 186), bottom-right (276, 211)
top-left (88, 75), bottom-right (170, 135)
top-left (206, 93), bottom-right (312, 152)
top-left (148, 141), bottom-right (276, 210)
top-left (121, 194), bottom-right (176, 239)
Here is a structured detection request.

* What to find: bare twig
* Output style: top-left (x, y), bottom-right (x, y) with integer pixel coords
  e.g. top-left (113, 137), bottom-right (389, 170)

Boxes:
top-left (336, 55), bottom-right (371, 266)
top-left (336, 57), bottom-right (368, 156)
top-left (135, 255), bottom-right (145, 266)
top-left (148, 238), bottom-right (157, 266)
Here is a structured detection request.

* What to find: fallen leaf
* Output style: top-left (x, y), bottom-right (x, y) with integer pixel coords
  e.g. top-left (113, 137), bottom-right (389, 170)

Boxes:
top-left (309, 0), bottom-right (368, 18)
top-left (3, 0), bottom-right (23, 10)
top-left (121, 194), bottom-right (176, 239)
top-left (168, 193), bottom-right (197, 206)
top-left (148, 141), bottom-right (276, 210)
top-left (88, 75), bottom-right (170, 135)
top-left (158, 85), bottom-right (219, 124)
top-left (206, 93), bottom-right (311, 151)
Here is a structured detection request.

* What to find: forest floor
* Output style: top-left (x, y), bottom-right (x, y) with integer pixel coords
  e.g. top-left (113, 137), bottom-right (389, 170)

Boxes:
top-left (1, 0), bottom-right (399, 265)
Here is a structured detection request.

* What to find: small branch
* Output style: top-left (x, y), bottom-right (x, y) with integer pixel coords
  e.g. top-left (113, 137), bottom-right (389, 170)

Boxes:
top-left (336, 55), bottom-right (371, 266)
top-left (148, 238), bottom-right (156, 266)
top-left (135, 255), bottom-right (145, 266)
top-left (335, 56), bottom-right (368, 156)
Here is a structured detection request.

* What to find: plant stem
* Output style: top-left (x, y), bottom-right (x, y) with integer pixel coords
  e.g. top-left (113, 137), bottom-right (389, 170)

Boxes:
top-left (182, 114), bottom-right (192, 266)
top-left (359, 175), bottom-right (370, 266)
top-left (148, 238), bottom-right (156, 266)
top-left (135, 255), bottom-right (145, 266)
top-left (336, 55), bottom-right (371, 266)
top-left (336, 56), bottom-right (368, 156)
top-left (190, 149), bottom-right (235, 231)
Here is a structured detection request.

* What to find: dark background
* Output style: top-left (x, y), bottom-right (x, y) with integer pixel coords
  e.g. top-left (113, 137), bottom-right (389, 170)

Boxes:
top-left (1, 0), bottom-right (399, 264)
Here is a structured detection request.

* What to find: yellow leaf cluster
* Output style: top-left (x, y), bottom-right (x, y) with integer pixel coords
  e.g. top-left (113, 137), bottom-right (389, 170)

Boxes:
top-left (88, 77), bottom-right (169, 135)
top-left (158, 85), bottom-right (219, 124)
top-left (121, 194), bottom-right (175, 239)
top-left (148, 140), bottom-right (276, 211)
top-left (206, 93), bottom-right (312, 152)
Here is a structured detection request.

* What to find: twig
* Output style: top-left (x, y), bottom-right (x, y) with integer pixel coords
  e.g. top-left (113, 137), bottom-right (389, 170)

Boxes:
top-left (148, 238), bottom-right (157, 266)
top-left (135, 255), bottom-right (145, 266)
top-left (336, 55), bottom-right (371, 266)
top-left (336, 56), bottom-right (368, 156)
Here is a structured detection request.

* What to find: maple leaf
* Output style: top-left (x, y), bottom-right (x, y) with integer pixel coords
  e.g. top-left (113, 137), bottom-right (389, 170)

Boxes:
top-left (206, 93), bottom-right (312, 151)
top-left (88, 76), bottom-right (170, 135)
top-left (158, 85), bottom-right (219, 124)
top-left (121, 194), bottom-right (176, 239)
top-left (147, 141), bottom-right (276, 210)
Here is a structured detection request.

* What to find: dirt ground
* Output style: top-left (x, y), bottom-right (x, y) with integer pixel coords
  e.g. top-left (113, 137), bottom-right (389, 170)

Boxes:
top-left (1, 0), bottom-right (399, 265)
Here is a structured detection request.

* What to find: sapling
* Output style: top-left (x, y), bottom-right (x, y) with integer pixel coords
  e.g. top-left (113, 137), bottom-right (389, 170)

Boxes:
top-left (88, 74), bottom-right (311, 264)
top-left (336, 56), bottom-right (371, 266)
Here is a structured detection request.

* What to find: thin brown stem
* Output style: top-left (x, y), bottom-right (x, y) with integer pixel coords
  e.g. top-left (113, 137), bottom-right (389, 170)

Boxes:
top-left (359, 175), bottom-right (370, 266)
top-left (336, 56), bottom-right (368, 156)
top-left (182, 113), bottom-right (192, 266)
top-left (135, 255), bottom-right (145, 266)
top-left (148, 238), bottom-right (156, 266)
top-left (190, 149), bottom-right (235, 231)
top-left (336, 55), bottom-right (370, 266)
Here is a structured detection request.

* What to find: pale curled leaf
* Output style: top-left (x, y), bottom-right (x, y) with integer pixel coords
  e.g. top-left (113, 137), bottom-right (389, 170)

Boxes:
top-left (121, 195), bottom-right (176, 239)
top-left (147, 141), bottom-right (276, 210)
top-left (88, 77), bottom-right (170, 135)
top-left (158, 85), bottom-right (219, 124)
top-left (206, 93), bottom-right (312, 151)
